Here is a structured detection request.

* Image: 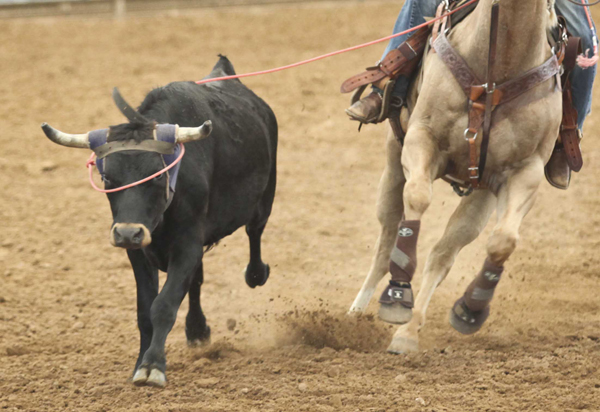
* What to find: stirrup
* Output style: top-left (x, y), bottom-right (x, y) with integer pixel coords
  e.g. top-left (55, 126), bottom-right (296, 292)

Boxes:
top-left (349, 79), bottom-right (401, 125)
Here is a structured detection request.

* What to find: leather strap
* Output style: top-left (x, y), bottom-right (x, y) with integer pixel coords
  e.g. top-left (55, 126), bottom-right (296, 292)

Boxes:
top-left (477, 1), bottom-right (500, 188)
top-left (432, 3), bottom-right (561, 189)
top-left (340, 25), bottom-right (431, 94)
top-left (94, 139), bottom-right (175, 159)
top-left (379, 284), bottom-right (414, 308)
top-left (560, 34), bottom-right (583, 172)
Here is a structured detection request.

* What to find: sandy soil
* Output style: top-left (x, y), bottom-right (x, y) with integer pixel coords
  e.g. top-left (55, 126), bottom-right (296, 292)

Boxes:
top-left (1, 1), bottom-right (600, 411)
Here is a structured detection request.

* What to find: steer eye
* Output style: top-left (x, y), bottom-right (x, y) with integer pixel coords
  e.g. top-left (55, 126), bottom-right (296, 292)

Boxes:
top-left (154, 173), bottom-right (165, 181)
top-left (101, 175), bottom-right (112, 185)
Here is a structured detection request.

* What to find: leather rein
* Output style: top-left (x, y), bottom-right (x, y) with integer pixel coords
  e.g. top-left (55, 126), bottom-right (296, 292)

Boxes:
top-left (433, 0), bottom-right (565, 194)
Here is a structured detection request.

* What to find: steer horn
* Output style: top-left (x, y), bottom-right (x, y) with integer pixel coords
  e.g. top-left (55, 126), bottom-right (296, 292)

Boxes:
top-left (176, 120), bottom-right (213, 143)
top-left (112, 87), bottom-right (150, 124)
top-left (40, 123), bottom-right (90, 148)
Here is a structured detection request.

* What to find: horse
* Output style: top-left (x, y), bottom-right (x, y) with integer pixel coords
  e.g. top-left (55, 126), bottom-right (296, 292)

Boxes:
top-left (349, 0), bottom-right (563, 353)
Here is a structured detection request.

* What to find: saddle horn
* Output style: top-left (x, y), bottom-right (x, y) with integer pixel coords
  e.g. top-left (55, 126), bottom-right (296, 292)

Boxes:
top-left (112, 87), bottom-right (150, 124)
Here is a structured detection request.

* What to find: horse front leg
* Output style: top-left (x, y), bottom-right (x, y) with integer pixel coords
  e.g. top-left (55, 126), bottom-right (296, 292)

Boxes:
top-left (377, 127), bottom-right (442, 325)
top-left (349, 127), bottom-right (405, 314)
top-left (387, 189), bottom-right (496, 353)
top-left (450, 159), bottom-right (544, 335)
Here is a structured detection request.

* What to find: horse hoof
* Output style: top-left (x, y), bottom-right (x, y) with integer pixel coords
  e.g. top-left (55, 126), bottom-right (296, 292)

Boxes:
top-left (132, 367), bottom-right (149, 386)
top-left (387, 336), bottom-right (419, 354)
top-left (378, 303), bottom-right (413, 325)
top-left (449, 298), bottom-right (490, 335)
top-left (245, 263), bottom-right (270, 288)
top-left (146, 369), bottom-right (167, 388)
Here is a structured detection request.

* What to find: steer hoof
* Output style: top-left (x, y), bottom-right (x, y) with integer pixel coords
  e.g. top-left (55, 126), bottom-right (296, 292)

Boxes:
top-left (132, 366), bottom-right (166, 388)
top-left (449, 297), bottom-right (490, 335)
top-left (187, 326), bottom-right (211, 347)
top-left (245, 263), bottom-right (270, 288)
top-left (378, 303), bottom-right (413, 325)
top-left (147, 369), bottom-right (167, 388)
top-left (132, 367), bottom-right (149, 386)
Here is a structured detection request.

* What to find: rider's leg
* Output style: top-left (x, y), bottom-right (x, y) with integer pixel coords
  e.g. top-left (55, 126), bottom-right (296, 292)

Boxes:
top-left (346, 0), bottom-right (441, 122)
top-left (555, 0), bottom-right (597, 129)
top-left (546, 1), bottom-right (596, 189)
top-left (382, 0), bottom-right (442, 99)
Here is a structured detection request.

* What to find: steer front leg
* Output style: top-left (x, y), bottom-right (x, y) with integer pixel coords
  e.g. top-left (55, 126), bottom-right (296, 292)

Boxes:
top-left (127, 249), bottom-right (159, 374)
top-left (132, 241), bottom-right (203, 388)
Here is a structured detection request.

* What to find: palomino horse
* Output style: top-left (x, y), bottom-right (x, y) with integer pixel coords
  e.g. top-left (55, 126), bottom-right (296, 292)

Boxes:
top-left (349, 0), bottom-right (562, 353)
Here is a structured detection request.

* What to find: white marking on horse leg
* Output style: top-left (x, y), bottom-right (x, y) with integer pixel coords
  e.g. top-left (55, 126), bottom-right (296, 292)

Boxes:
top-left (349, 128), bottom-right (405, 314)
top-left (132, 367), bottom-right (149, 386)
top-left (349, 224), bottom-right (399, 313)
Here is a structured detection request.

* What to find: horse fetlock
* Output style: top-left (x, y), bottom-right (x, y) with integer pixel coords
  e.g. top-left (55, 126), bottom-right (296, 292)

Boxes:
top-left (464, 259), bottom-right (504, 310)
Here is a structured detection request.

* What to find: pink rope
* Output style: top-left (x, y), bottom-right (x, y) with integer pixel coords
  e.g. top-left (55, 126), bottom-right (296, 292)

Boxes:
top-left (195, 0), bottom-right (479, 85)
top-left (577, 0), bottom-right (599, 68)
top-left (86, 143), bottom-right (185, 193)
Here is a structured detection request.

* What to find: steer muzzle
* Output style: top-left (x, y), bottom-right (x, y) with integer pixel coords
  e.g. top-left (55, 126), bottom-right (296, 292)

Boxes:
top-left (110, 223), bottom-right (152, 249)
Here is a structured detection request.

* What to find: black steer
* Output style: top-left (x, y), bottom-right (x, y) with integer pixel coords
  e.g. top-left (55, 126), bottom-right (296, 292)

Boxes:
top-left (41, 56), bottom-right (277, 387)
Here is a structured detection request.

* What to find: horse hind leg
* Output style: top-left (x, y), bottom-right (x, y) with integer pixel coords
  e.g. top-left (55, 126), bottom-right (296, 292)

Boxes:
top-left (450, 159), bottom-right (544, 335)
top-left (349, 127), bottom-right (406, 314)
top-left (387, 189), bottom-right (496, 353)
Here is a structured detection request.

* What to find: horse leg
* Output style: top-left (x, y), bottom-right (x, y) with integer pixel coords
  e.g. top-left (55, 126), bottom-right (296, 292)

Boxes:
top-left (349, 127), bottom-right (405, 313)
top-left (377, 127), bottom-right (442, 324)
top-left (387, 190), bottom-right (496, 353)
top-left (450, 159), bottom-right (544, 335)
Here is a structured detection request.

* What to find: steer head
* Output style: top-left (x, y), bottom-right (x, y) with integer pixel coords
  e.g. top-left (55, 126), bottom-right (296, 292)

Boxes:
top-left (41, 88), bottom-right (213, 249)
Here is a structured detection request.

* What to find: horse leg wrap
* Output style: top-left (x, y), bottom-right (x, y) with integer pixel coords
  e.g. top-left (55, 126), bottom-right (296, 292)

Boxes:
top-left (389, 220), bottom-right (420, 283)
top-left (463, 259), bottom-right (504, 312)
top-left (378, 220), bottom-right (420, 311)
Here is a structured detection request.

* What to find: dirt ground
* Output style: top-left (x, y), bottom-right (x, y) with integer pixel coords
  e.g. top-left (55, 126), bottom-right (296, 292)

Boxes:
top-left (1, 1), bottom-right (600, 411)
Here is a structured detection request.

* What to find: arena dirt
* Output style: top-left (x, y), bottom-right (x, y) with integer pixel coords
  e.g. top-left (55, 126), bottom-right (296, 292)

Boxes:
top-left (1, 2), bottom-right (600, 411)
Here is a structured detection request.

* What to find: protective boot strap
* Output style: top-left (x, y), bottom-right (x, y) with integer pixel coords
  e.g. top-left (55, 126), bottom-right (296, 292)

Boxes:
top-left (463, 259), bottom-right (503, 312)
top-left (389, 220), bottom-right (420, 283)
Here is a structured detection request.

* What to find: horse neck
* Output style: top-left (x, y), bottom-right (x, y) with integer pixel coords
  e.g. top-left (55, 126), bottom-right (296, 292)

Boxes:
top-left (456, 0), bottom-right (551, 83)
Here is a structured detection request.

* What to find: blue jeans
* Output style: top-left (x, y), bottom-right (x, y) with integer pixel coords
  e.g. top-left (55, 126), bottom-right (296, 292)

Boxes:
top-left (383, 0), bottom-right (596, 129)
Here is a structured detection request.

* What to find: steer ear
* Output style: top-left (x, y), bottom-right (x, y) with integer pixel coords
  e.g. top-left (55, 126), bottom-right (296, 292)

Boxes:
top-left (175, 120), bottom-right (213, 143)
top-left (41, 123), bottom-right (90, 148)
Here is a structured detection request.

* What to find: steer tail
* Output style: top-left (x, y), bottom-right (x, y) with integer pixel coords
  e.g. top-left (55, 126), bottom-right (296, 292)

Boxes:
top-left (204, 54), bottom-right (238, 81)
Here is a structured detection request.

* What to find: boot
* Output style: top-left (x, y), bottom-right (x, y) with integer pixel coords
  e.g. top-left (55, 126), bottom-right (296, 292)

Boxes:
top-left (345, 91), bottom-right (383, 123)
top-left (545, 145), bottom-right (571, 190)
